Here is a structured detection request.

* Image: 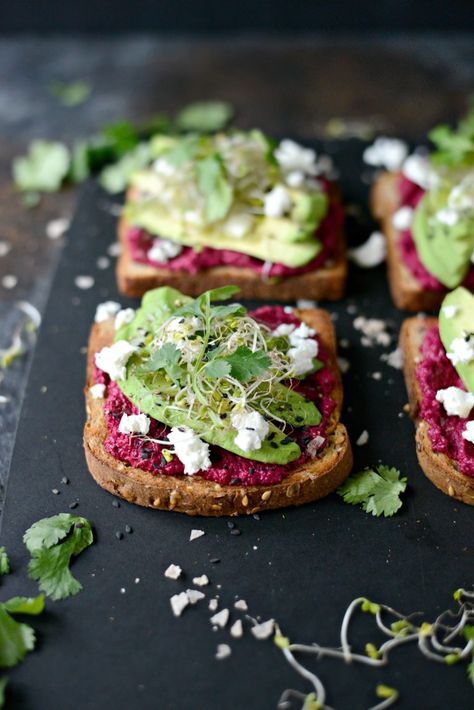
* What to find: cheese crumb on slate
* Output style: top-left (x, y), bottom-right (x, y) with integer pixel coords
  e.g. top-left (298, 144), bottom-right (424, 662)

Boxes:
top-left (381, 347), bottom-right (403, 369)
top-left (209, 598), bottom-right (219, 611)
top-left (251, 619), bottom-right (275, 640)
top-left (234, 599), bottom-right (248, 611)
top-left (189, 529), bottom-right (205, 541)
top-left (353, 316), bottom-right (391, 347)
top-left (193, 575), bottom-right (209, 586)
top-left (356, 430), bottom-right (369, 446)
top-left (337, 357), bottom-right (350, 374)
top-left (170, 592), bottom-right (189, 617)
top-left (230, 619), bottom-right (243, 638)
top-left (164, 564), bottom-right (182, 580)
top-left (46, 217), bottom-right (70, 240)
top-left (89, 383), bottom-right (106, 399)
top-left (210, 609), bottom-right (229, 628)
top-left (95, 301), bottom-right (121, 323)
top-left (215, 644), bottom-right (232, 660)
top-left (348, 231), bottom-right (386, 268)
top-left (186, 589), bottom-right (205, 605)
top-left (74, 275), bottom-right (95, 290)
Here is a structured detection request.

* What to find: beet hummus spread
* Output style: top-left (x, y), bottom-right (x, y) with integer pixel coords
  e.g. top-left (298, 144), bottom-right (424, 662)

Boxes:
top-left (397, 175), bottom-right (474, 291)
top-left (416, 325), bottom-right (474, 476)
top-left (127, 180), bottom-right (343, 278)
top-left (94, 307), bottom-right (336, 486)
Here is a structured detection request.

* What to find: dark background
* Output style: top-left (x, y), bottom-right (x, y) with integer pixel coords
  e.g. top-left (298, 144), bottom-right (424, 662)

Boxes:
top-left (2, 0), bottom-right (474, 34)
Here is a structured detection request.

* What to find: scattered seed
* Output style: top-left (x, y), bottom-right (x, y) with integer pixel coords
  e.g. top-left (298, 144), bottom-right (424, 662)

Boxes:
top-left (61, 476), bottom-right (69, 484)
top-left (125, 525), bottom-right (133, 534)
top-left (115, 531), bottom-right (123, 540)
top-left (230, 529), bottom-right (241, 536)
top-left (215, 643), bottom-right (231, 660)
top-left (52, 488), bottom-right (60, 495)
top-left (227, 521), bottom-right (235, 529)
top-left (68, 502), bottom-right (78, 509)
top-left (112, 500), bottom-right (120, 508)
top-left (210, 558), bottom-right (220, 564)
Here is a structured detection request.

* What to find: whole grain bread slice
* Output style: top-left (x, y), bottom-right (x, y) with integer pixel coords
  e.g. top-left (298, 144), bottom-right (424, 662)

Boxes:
top-left (116, 185), bottom-right (347, 301)
top-left (83, 309), bottom-right (353, 516)
top-left (400, 316), bottom-right (474, 505)
top-left (370, 172), bottom-right (445, 312)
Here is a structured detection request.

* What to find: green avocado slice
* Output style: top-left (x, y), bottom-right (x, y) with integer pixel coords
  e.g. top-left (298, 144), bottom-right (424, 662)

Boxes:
top-left (439, 287), bottom-right (474, 394)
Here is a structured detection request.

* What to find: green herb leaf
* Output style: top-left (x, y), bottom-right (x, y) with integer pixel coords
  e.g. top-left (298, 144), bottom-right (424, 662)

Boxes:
top-left (0, 605), bottom-right (36, 668)
top-left (101, 121), bottom-right (139, 157)
top-left (337, 465), bottom-right (407, 517)
top-left (24, 514), bottom-right (93, 601)
top-left (99, 142), bottom-right (151, 194)
top-left (0, 676), bottom-right (7, 707)
top-left (175, 100), bottom-right (234, 133)
top-left (13, 141), bottom-right (70, 193)
top-left (3, 595), bottom-right (45, 616)
top-left (174, 285), bottom-right (241, 319)
top-left (0, 549), bottom-right (9, 577)
top-left (429, 101), bottom-right (474, 167)
top-left (49, 80), bottom-right (91, 107)
top-left (196, 155), bottom-right (233, 222)
top-left (141, 342), bottom-right (184, 382)
top-left (223, 346), bottom-right (271, 382)
top-left (204, 359), bottom-right (232, 379)
top-left (468, 656), bottom-right (474, 685)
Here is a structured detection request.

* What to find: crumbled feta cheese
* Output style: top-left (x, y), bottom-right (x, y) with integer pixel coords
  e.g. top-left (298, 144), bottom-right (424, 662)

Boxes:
top-left (115, 308), bottom-right (135, 331)
top-left (363, 137), bottom-right (408, 171)
top-left (89, 383), bottom-right (106, 399)
top-left (170, 592), bottom-right (189, 617)
top-left (234, 599), bottom-right (248, 611)
top-left (263, 185), bottom-right (292, 218)
top-left (210, 609), bottom-right (229, 628)
top-left (436, 208), bottom-right (459, 226)
top-left (96, 256), bottom-right (110, 270)
top-left (154, 157), bottom-right (176, 176)
top-left (167, 427), bottom-right (211, 475)
top-left (402, 154), bottom-right (437, 190)
top-left (186, 589), bottom-right (205, 605)
top-left (0, 241), bottom-right (11, 257)
top-left (436, 387), bottom-right (474, 418)
top-left (337, 357), bottom-right (350, 374)
top-left (349, 232), bottom-right (386, 268)
top-left (46, 217), bottom-right (70, 240)
top-left (95, 301), bottom-right (121, 323)
top-left (230, 619), bottom-right (243, 638)
top-left (223, 213), bottom-right (254, 238)
top-left (285, 170), bottom-right (305, 188)
top-left (447, 337), bottom-right (474, 366)
top-left (190, 529), bottom-right (205, 541)
top-left (192, 575), bottom-right (209, 587)
top-left (209, 598), bottom-right (219, 611)
top-left (275, 139), bottom-right (318, 175)
top-left (296, 299), bottom-right (318, 309)
top-left (307, 436), bottom-right (326, 457)
top-left (442, 305), bottom-right (459, 319)
top-left (381, 347), bottom-right (403, 370)
top-left (107, 242), bottom-right (122, 257)
top-left (353, 317), bottom-right (390, 347)
top-left (284, 322), bottom-right (318, 376)
top-left (289, 323), bottom-right (316, 343)
top-left (164, 564), bottom-right (182, 580)
top-left (356, 430), bottom-right (369, 446)
top-left (118, 413), bottom-right (150, 436)
top-left (75, 275), bottom-right (94, 290)
top-left (272, 323), bottom-right (295, 337)
top-left (95, 340), bottom-right (137, 381)
top-left (251, 619), bottom-right (275, 640)
top-left (215, 644), bottom-right (232, 660)
top-left (231, 410), bottom-right (269, 452)
top-left (148, 238), bottom-right (182, 263)
top-left (392, 206), bottom-right (414, 231)
top-left (462, 421), bottom-right (474, 444)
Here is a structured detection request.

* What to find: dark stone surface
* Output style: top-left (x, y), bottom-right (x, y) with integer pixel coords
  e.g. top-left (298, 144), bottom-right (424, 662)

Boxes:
top-left (1, 34), bottom-right (474, 497)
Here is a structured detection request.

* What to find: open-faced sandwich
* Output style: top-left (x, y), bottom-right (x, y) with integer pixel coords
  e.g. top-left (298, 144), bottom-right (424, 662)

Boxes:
top-left (84, 286), bottom-right (352, 515)
top-left (400, 287), bottom-right (474, 504)
top-left (370, 108), bottom-right (474, 311)
top-left (116, 131), bottom-right (347, 301)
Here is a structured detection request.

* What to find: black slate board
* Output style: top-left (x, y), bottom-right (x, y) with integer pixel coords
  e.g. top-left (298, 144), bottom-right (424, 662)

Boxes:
top-left (1, 141), bottom-right (473, 710)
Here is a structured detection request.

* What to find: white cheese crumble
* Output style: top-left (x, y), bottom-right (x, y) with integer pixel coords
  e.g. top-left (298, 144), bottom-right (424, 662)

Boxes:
top-left (463, 421), bottom-right (474, 444)
top-left (286, 322), bottom-right (318, 376)
top-left (381, 347), bottom-right (403, 370)
top-left (263, 184), bottom-right (292, 218)
top-left (164, 564), bottom-right (182, 580)
top-left (170, 592), bottom-right (189, 617)
top-left (94, 301), bottom-right (121, 323)
top-left (95, 340), bottom-right (137, 381)
top-left (115, 308), bottom-right (135, 330)
top-left (353, 317), bottom-right (390, 347)
top-left (167, 427), bottom-right (211, 475)
top-left (46, 217), bottom-right (70, 240)
top-left (251, 619), bottom-right (275, 640)
top-left (362, 137), bottom-right (408, 171)
top-left (296, 299), bottom-right (318, 309)
top-left (230, 619), bottom-right (243, 638)
top-left (148, 238), bottom-right (182, 263)
top-left (74, 275), bottom-right (94, 290)
top-left (118, 413), bottom-right (150, 436)
top-left (442, 305), bottom-right (459, 319)
top-left (275, 139), bottom-right (318, 176)
top-left (0, 241), bottom-right (12, 257)
top-left (435, 387), bottom-right (474, 419)
top-left (435, 207), bottom-right (459, 226)
top-left (186, 589), bottom-right (205, 605)
top-left (348, 231), bottom-right (387, 268)
top-left (215, 644), bottom-right (232, 660)
top-left (89, 383), bottom-right (106, 399)
top-left (356, 430), bottom-right (369, 446)
top-left (337, 357), bottom-right (350, 374)
top-left (231, 410), bottom-right (269, 452)
top-left (223, 213), bottom-right (254, 238)
top-left (402, 154), bottom-right (437, 190)
top-left (234, 599), bottom-right (248, 611)
top-left (190, 529), bottom-right (205, 541)
top-left (446, 337), bottom-right (474, 366)
top-left (392, 206), bottom-right (414, 231)
top-left (209, 598), bottom-right (219, 612)
top-left (192, 575), bottom-right (209, 587)
top-left (210, 608), bottom-right (229, 628)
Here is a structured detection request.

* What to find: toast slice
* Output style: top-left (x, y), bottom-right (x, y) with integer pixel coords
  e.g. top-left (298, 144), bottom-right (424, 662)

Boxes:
top-left (371, 172), bottom-right (445, 312)
top-left (400, 316), bottom-right (474, 505)
top-left (116, 185), bottom-right (347, 301)
top-left (84, 309), bottom-right (353, 516)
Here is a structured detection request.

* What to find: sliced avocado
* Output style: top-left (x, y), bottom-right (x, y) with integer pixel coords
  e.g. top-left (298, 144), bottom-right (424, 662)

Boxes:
top-left (439, 287), bottom-right (474, 394)
top-left (290, 190), bottom-right (327, 225)
top-left (412, 193), bottom-right (474, 289)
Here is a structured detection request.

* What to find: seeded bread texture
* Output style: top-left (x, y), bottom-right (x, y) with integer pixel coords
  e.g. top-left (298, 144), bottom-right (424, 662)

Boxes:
top-left (84, 309), bottom-right (353, 516)
top-left (116, 185), bottom-right (347, 301)
top-left (400, 316), bottom-right (474, 505)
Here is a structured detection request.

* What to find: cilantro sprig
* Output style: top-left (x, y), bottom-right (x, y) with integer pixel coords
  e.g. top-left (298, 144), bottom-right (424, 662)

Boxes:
top-left (24, 514), bottom-right (94, 601)
top-left (429, 100), bottom-right (474, 167)
top-left (337, 465), bottom-right (407, 517)
top-left (0, 594), bottom-right (44, 669)
top-left (0, 549), bottom-right (10, 577)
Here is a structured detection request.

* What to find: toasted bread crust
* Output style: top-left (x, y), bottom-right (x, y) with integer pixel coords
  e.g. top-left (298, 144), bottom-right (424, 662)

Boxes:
top-left (116, 185), bottom-right (347, 301)
top-left (84, 310), bottom-right (353, 516)
top-left (400, 316), bottom-right (474, 505)
top-left (371, 172), bottom-right (445, 312)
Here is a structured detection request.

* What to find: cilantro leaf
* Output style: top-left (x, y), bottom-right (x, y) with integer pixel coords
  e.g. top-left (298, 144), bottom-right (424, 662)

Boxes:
top-left (13, 141), bottom-right (70, 193)
top-left (0, 605), bottom-right (36, 668)
top-left (24, 514), bottom-right (93, 601)
top-left (196, 155), bottom-right (233, 222)
top-left (3, 595), bottom-right (45, 616)
top-left (0, 549), bottom-right (9, 576)
top-left (429, 101), bottom-right (474, 167)
top-left (99, 142), bottom-right (151, 194)
top-left (223, 346), bottom-right (271, 382)
top-left (205, 359), bottom-right (232, 379)
top-left (337, 465), bottom-right (407, 517)
top-left (141, 343), bottom-right (184, 382)
top-left (175, 101), bottom-right (234, 133)
top-left (101, 121), bottom-right (139, 157)
top-left (173, 285), bottom-right (241, 319)
top-left (49, 79), bottom-right (91, 107)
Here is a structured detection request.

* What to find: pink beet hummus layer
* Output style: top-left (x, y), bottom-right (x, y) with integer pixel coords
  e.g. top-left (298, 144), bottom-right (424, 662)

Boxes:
top-left (397, 175), bottom-right (474, 291)
top-left (127, 179), bottom-right (343, 278)
top-left (416, 325), bottom-right (474, 477)
top-left (93, 306), bottom-right (336, 486)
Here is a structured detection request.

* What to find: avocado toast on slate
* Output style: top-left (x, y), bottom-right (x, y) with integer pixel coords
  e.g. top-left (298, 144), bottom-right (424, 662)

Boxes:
top-left (371, 107), bottom-right (474, 311)
top-left (400, 287), bottom-right (474, 505)
top-left (116, 131), bottom-right (347, 301)
top-left (84, 286), bottom-right (352, 515)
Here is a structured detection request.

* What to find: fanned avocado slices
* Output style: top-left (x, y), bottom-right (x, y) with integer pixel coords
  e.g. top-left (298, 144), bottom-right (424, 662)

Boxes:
top-left (439, 287), bottom-right (474, 394)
